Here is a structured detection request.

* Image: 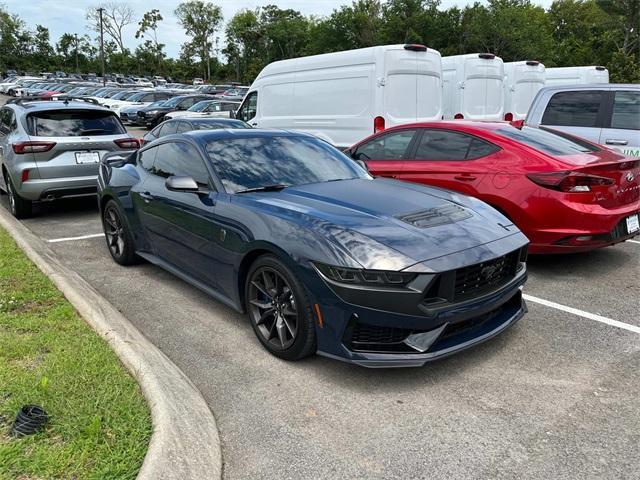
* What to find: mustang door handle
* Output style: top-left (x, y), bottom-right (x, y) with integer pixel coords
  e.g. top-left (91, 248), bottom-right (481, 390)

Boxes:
top-left (605, 139), bottom-right (628, 146)
top-left (139, 191), bottom-right (154, 202)
top-left (454, 174), bottom-right (477, 181)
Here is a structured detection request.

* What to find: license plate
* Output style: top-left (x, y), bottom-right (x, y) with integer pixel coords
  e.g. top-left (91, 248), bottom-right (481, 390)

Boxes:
top-left (75, 151), bottom-right (100, 164)
top-left (626, 214), bottom-right (640, 234)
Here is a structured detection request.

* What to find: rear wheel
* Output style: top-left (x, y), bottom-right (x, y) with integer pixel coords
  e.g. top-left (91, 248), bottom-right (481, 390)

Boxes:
top-left (102, 200), bottom-right (138, 265)
top-left (6, 174), bottom-right (32, 219)
top-left (246, 255), bottom-right (317, 361)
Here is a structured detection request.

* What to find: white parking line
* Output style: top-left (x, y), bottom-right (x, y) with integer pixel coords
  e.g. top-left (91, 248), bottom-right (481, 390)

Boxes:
top-left (523, 294), bottom-right (640, 335)
top-left (47, 233), bottom-right (104, 243)
top-left (628, 240), bottom-right (640, 245)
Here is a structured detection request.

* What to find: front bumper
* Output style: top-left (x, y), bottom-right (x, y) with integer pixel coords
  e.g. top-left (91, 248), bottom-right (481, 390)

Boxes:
top-left (305, 246), bottom-right (528, 367)
top-left (329, 290), bottom-right (526, 367)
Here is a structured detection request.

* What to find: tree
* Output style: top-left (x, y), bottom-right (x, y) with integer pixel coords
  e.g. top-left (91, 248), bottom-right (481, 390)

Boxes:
top-left (460, 0), bottom-right (553, 62)
top-left (86, 2), bottom-right (134, 53)
top-left (608, 49), bottom-right (640, 82)
top-left (175, 0), bottom-right (223, 81)
top-left (307, 0), bottom-right (383, 54)
top-left (136, 9), bottom-right (165, 69)
top-left (597, 0), bottom-right (640, 60)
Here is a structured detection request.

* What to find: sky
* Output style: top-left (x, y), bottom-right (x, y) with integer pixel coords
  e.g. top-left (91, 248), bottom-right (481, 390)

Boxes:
top-left (6, 0), bottom-right (555, 58)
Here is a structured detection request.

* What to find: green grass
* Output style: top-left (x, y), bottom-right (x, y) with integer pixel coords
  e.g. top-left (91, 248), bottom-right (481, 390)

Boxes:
top-left (0, 228), bottom-right (151, 479)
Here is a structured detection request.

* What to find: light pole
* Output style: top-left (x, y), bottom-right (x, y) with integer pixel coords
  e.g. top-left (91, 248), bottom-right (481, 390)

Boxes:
top-left (74, 34), bottom-right (79, 73)
top-left (98, 7), bottom-right (105, 86)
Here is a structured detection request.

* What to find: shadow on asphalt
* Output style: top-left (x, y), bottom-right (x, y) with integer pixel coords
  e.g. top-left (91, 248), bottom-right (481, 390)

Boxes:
top-left (527, 246), bottom-right (630, 275)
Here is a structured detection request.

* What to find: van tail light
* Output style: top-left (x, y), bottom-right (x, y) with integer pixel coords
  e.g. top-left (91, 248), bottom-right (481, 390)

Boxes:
top-left (139, 138), bottom-right (146, 147)
top-left (504, 112), bottom-right (513, 121)
top-left (114, 138), bottom-right (141, 149)
top-left (454, 113), bottom-right (464, 120)
top-left (12, 141), bottom-right (56, 154)
top-left (374, 116), bottom-right (385, 133)
top-left (21, 169), bottom-right (30, 182)
top-left (527, 171), bottom-right (614, 193)
top-left (404, 44), bottom-right (427, 52)
top-left (510, 119), bottom-right (525, 129)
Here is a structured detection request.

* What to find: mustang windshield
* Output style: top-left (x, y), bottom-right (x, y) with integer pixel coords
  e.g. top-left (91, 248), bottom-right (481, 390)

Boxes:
top-left (206, 135), bottom-right (371, 193)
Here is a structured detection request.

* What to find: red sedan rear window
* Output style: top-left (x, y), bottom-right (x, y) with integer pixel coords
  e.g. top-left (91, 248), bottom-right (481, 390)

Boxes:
top-left (494, 126), bottom-right (600, 156)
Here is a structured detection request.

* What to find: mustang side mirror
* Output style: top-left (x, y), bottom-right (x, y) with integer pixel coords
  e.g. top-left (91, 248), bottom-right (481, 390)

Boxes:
top-left (166, 175), bottom-right (200, 193)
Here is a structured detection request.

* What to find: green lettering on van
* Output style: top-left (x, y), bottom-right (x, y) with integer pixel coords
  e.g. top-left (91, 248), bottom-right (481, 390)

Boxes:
top-left (623, 148), bottom-right (640, 158)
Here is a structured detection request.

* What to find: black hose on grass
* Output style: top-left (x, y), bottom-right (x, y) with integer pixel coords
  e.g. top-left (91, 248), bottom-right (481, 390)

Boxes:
top-left (11, 405), bottom-right (48, 437)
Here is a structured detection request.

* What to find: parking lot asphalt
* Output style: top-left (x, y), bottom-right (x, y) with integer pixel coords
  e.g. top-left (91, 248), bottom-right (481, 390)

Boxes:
top-left (2, 98), bottom-right (639, 479)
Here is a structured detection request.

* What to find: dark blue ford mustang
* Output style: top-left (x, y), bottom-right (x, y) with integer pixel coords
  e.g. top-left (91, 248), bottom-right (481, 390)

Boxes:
top-left (98, 129), bottom-right (529, 367)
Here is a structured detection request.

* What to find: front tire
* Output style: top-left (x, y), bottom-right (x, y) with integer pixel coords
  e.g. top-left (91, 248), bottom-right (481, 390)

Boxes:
top-left (245, 255), bottom-right (317, 361)
top-left (6, 174), bottom-right (32, 219)
top-left (102, 200), bottom-right (138, 265)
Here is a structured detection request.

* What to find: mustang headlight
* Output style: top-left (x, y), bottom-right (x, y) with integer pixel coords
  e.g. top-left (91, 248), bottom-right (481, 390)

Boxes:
top-left (313, 262), bottom-right (417, 287)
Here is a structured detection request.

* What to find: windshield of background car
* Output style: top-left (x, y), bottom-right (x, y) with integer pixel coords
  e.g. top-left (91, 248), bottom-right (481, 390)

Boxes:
top-left (188, 101), bottom-right (212, 112)
top-left (163, 96), bottom-right (185, 108)
top-left (147, 100), bottom-right (168, 108)
top-left (494, 125), bottom-right (601, 155)
top-left (127, 92), bottom-right (147, 102)
top-left (192, 120), bottom-right (251, 131)
top-left (206, 135), bottom-right (371, 193)
top-left (27, 110), bottom-right (126, 137)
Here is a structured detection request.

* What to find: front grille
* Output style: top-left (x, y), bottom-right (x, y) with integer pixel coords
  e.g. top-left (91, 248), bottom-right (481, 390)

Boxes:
top-left (453, 250), bottom-right (520, 301)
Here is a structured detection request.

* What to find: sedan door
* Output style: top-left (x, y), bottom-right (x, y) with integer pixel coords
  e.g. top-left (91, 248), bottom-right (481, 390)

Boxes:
top-left (397, 129), bottom-right (500, 196)
top-left (355, 128), bottom-right (418, 179)
top-left (134, 140), bottom-right (220, 288)
top-left (600, 89), bottom-right (640, 158)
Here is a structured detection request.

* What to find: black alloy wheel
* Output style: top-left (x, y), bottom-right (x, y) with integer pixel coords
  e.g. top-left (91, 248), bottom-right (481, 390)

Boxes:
top-left (246, 255), bottom-right (316, 360)
top-left (102, 200), bottom-right (137, 265)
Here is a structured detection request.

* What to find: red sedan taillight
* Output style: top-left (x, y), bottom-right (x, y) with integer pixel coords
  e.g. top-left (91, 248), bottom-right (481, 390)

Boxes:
top-left (527, 171), bottom-right (615, 193)
top-left (12, 141), bottom-right (56, 154)
top-left (114, 138), bottom-right (141, 149)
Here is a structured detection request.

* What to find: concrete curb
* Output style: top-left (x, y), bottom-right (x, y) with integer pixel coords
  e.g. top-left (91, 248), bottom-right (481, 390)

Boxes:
top-left (0, 206), bottom-right (222, 480)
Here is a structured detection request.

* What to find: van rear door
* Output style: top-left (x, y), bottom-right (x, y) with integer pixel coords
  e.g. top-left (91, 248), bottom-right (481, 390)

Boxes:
top-left (462, 56), bottom-right (504, 120)
top-left (383, 48), bottom-right (441, 127)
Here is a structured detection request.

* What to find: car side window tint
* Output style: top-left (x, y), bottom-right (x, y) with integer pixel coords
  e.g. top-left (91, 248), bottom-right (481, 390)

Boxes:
top-left (467, 138), bottom-right (500, 159)
top-left (414, 130), bottom-right (473, 161)
top-left (138, 146), bottom-right (158, 172)
top-left (236, 92), bottom-right (257, 122)
top-left (152, 142), bottom-right (210, 187)
top-left (357, 130), bottom-right (416, 160)
top-left (176, 122), bottom-right (192, 133)
top-left (158, 122), bottom-right (178, 137)
top-left (142, 93), bottom-right (155, 102)
top-left (541, 91), bottom-right (603, 128)
top-left (611, 91), bottom-right (640, 131)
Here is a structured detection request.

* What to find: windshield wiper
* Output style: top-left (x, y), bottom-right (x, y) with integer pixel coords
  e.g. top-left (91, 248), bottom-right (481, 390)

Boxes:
top-left (235, 184), bottom-right (289, 194)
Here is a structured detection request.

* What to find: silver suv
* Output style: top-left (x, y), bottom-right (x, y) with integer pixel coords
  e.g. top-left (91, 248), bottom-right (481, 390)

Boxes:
top-left (526, 84), bottom-right (640, 158)
top-left (0, 98), bottom-right (139, 218)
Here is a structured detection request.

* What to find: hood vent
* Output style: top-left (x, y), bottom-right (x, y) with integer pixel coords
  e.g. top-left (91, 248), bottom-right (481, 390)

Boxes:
top-left (396, 204), bottom-right (472, 228)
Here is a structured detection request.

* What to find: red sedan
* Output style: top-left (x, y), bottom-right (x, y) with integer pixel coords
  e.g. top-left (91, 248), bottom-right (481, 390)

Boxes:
top-left (348, 121), bottom-right (640, 254)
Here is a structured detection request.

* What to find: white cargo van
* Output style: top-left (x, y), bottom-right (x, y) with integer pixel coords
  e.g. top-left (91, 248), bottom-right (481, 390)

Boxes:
top-left (234, 44), bottom-right (443, 148)
top-left (441, 53), bottom-right (505, 121)
top-left (503, 60), bottom-right (546, 120)
top-left (545, 66), bottom-right (609, 86)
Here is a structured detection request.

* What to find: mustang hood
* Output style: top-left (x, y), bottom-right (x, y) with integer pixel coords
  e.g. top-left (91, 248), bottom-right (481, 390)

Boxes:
top-left (239, 178), bottom-right (526, 271)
